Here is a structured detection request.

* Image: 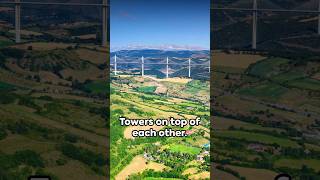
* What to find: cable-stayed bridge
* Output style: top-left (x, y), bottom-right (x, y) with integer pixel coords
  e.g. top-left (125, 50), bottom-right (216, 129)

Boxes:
top-left (212, 0), bottom-right (320, 49)
top-left (110, 55), bottom-right (210, 79)
top-left (1, 0), bottom-right (319, 50)
top-left (0, 0), bottom-right (109, 46)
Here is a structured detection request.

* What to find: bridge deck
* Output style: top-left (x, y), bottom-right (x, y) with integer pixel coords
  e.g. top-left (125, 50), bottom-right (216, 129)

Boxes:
top-left (0, 1), bottom-right (108, 6)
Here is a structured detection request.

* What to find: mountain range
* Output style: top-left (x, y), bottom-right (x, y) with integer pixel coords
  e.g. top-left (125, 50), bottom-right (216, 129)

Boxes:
top-left (111, 49), bottom-right (210, 58)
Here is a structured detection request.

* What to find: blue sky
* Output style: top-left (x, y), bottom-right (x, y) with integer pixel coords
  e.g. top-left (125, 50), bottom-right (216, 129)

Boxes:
top-left (110, 0), bottom-right (210, 51)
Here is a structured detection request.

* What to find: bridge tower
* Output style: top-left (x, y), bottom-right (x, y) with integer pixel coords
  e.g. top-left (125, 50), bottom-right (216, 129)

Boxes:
top-left (188, 58), bottom-right (191, 78)
top-left (15, 0), bottom-right (21, 43)
top-left (102, 0), bottom-right (108, 47)
top-left (318, 0), bottom-right (320, 35)
top-left (114, 55), bottom-right (117, 75)
top-left (166, 57), bottom-right (169, 78)
top-left (141, 56), bottom-right (145, 76)
top-left (252, 0), bottom-right (257, 49)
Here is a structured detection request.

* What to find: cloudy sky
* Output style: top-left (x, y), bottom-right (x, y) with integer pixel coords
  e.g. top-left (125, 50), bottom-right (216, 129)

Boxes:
top-left (110, 0), bottom-right (210, 51)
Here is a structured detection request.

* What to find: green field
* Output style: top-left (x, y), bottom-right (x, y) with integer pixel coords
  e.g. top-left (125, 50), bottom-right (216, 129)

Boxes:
top-left (248, 58), bottom-right (290, 78)
top-left (286, 78), bottom-right (320, 91)
top-left (185, 80), bottom-right (209, 94)
top-left (83, 80), bottom-right (109, 94)
top-left (215, 130), bottom-right (299, 148)
top-left (136, 86), bottom-right (157, 93)
top-left (0, 81), bottom-right (16, 91)
top-left (275, 159), bottom-right (320, 171)
top-left (0, 39), bottom-right (13, 48)
top-left (168, 144), bottom-right (201, 155)
top-left (272, 71), bottom-right (306, 83)
top-left (237, 82), bottom-right (287, 99)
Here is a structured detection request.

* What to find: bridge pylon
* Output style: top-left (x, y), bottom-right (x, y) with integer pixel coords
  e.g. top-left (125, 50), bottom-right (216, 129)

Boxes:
top-left (252, 0), bottom-right (257, 49)
top-left (188, 58), bottom-right (191, 78)
top-left (114, 55), bottom-right (117, 75)
top-left (15, 0), bottom-right (21, 43)
top-left (141, 56), bottom-right (145, 76)
top-left (166, 57), bottom-right (169, 78)
top-left (102, 0), bottom-right (108, 47)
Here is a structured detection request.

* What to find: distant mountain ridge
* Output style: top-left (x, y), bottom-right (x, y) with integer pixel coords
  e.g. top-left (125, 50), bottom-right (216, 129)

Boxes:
top-left (111, 49), bottom-right (210, 58)
top-left (110, 49), bottom-right (210, 80)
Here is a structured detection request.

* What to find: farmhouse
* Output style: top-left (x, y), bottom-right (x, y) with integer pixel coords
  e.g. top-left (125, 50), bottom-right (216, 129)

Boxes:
top-left (202, 151), bottom-right (209, 156)
top-left (143, 152), bottom-right (154, 161)
top-left (197, 155), bottom-right (204, 161)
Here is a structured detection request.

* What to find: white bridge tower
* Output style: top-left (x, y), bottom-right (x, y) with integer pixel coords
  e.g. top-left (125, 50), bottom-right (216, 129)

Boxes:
top-left (114, 55), bottom-right (117, 75)
top-left (188, 58), bottom-right (191, 78)
top-left (166, 57), bottom-right (169, 78)
top-left (141, 56), bottom-right (145, 76)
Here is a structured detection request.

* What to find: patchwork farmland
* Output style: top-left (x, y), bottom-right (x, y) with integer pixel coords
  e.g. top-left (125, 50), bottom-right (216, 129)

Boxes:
top-left (212, 50), bottom-right (320, 179)
top-left (110, 75), bottom-right (210, 180)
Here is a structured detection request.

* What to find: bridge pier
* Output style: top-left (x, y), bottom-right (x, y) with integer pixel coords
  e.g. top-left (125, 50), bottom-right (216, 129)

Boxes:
top-left (141, 56), bottom-right (144, 76)
top-left (114, 55), bottom-right (117, 75)
top-left (166, 57), bottom-right (169, 78)
top-left (188, 58), bottom-right (191, 78)
top-left (102, 0), bottom-right (108, 47)
top-left (318, 0), bottom-right (320, 35)
top-left (15, 0), bottom-right (21, 43)
top-left (252, 0), bottom-right (257, 49)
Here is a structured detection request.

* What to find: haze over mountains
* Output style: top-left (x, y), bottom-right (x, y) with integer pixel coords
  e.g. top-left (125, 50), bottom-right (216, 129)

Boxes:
top-left (110, 44), bottom-right (209, 52)
top-left (111, 49), bottom-right (209, 58)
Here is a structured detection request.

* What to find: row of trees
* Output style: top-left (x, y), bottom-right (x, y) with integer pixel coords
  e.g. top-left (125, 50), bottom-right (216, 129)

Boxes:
top-left (60, 143), bottom-right (106, 168)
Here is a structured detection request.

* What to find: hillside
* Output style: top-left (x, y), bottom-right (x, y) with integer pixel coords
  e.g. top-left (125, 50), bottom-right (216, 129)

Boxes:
top-left (0, 25), bottom-right (109, 180)
top-left (110, 75), bottom-right (210, 179)
top-left (212, 50), bottom-right (320, 179)
top-left (213, 1), bottom-right (320, 179)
